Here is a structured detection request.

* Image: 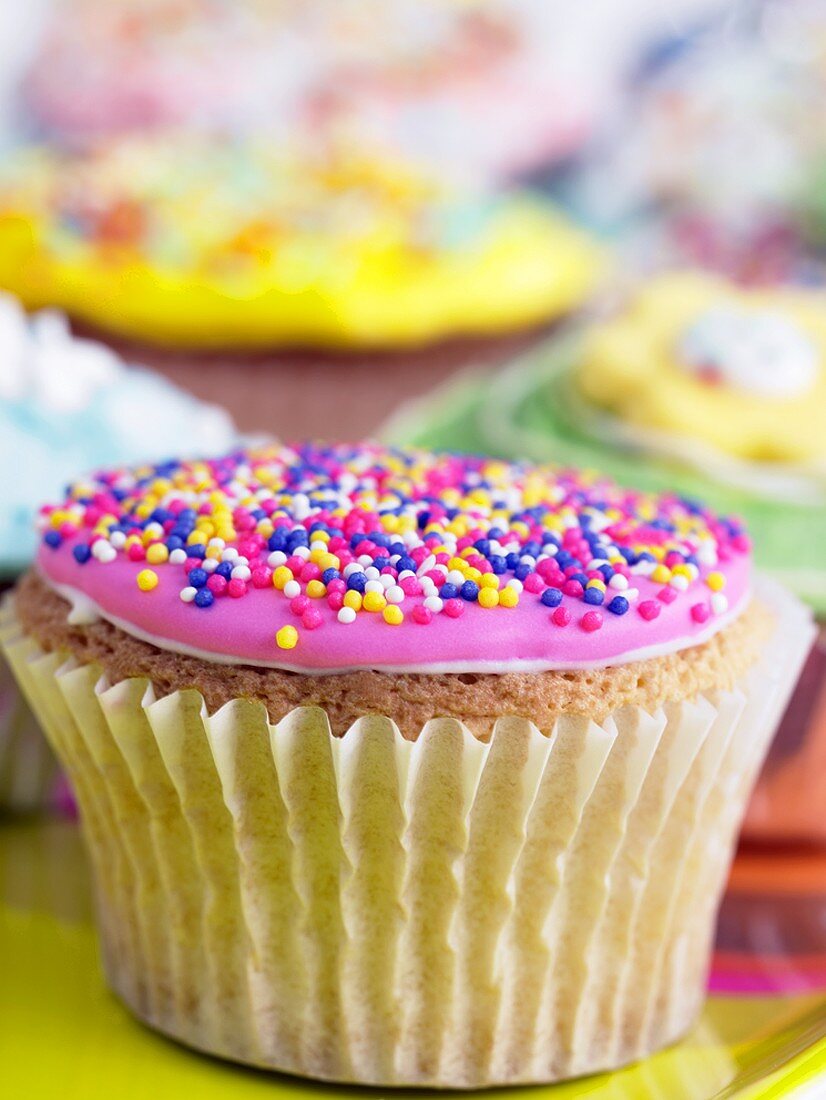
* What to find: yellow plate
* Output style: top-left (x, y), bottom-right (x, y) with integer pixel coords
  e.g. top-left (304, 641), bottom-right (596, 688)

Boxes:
top-left (1, 820), bottom-right (824, 1099)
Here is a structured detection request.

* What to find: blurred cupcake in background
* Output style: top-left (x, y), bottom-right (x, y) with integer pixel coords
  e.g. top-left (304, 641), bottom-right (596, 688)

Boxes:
top-left (567, 1), bottom-right (826, 283)
top-left (0, 135), bottom-right (604, 438)
top-left (0, 291), bottom-right (238, 811)
top-left (461, 270), bottom-right (826, 844)
top-left (17, 0), bottom-right (723, 181)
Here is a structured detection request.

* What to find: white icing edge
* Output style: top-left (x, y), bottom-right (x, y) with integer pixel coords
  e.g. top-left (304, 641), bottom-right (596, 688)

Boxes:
top-left (40, 570), bottom-right (751, 677)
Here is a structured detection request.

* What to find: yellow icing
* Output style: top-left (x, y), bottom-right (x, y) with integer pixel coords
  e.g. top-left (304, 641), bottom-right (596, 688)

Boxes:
top-left (577, 272), bottom-right (826, 465)
top-left (0, 141), bottom-right (602, 349)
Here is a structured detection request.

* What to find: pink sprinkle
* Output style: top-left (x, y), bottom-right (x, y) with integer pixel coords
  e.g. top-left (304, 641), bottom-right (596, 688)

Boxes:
top-left (300, 562), bottom-right (321, 583)
top-left (326, 578), bottom-right (347, 595)
top-left (581, 610), bottom-right (603, 633)
top-left (290, 595), bottom-right (310, 616)
top-left (327, 592), bottom-right (344, 611)
top-left (302, 607), bottom-right (323, 630)
top-left (285, 555), bottom-right (305, 574)
top-left (227, 578), bottom-right (247, 599)
top-left (523, 573), bottom-right (545, 594)
top-left (127, 543), bottom-right (146, 562)
top-left (732, 534), bottom-right (751, 553)
top-left (400, 576), bottom-right (422, 596)
top-left (207, 575), bottom-right (227, 595)
top-left (443, 598), bottom-right (464, 618)
top-left (184, 556), bottom-right (202, 571)
top-left (412, 606), bottom-right (433, 625)
top-left (638, 600), bottom-right (661, 621)
top-left (563, 579), bottom-right (584, 598)
top-left (691, 602), bottom-right (711, 624)
top-left (657, 586), bottom-right (678, 604)
top-left (251, 568), bottom-right (272, 588)
top-left (552, 607), bottom-right (572, 627)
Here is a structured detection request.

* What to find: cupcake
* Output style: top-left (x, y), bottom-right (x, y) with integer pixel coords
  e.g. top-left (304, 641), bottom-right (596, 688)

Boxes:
top-left (0, 291), bottom-right (238, 810)
top-left (2, 442), bottom-right (812, 1086)
top-left (17, 0), bottom-right (694, 181)
top-left (447, 269), bottom-right (826, 843)
top-left (0, 136), bottom-right (602, 438)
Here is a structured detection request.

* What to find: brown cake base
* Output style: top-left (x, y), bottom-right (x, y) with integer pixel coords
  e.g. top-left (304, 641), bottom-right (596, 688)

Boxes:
top-left (72, 322), bottom-right (550, 440)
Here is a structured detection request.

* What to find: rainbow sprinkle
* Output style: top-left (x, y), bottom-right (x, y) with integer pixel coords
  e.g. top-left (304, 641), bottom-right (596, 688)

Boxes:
top-left (38, 443), bottom-right (750, 650)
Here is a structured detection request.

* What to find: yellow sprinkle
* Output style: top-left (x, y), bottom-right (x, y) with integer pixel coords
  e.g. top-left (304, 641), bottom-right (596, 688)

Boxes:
top-left (136, 569), bottom-right (158, 592)
top-left (478, 587), bottom-right (500, 608)
top-left (383, 605), bottom-right (404, 625)
top-left (498, 587), bottom-right (519, 608)
top-left (586, 578), bottom-right (606, 592)
top-left (146, 543), bottom-right (169, 565)
top-left (306, 580), bottom-right (326, 599)
top-left (317, 553), bottom-right (340, 571)
top-left (276, 625), bottom-right (299, 650)
top-left (465, 567), bottom-right (482, 583)
top-left (706, 571), bottom-right (726, 592)
top-left (343, 590), bottom-right (363, 611)
top-left (272, 566), bottom-right (294, 590)
top-left (672, 563), bottom-right (693, 578)
top-left (650, 564), bottom-right (672, 584)
top-left (363, 591), bottom-right (387, 613)
top-left (480, 574), bottom-right (500, 589)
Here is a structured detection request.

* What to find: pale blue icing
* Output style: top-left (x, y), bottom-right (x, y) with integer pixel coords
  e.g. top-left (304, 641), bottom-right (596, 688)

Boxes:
top-left (0, 295), bottom-right (238, 576)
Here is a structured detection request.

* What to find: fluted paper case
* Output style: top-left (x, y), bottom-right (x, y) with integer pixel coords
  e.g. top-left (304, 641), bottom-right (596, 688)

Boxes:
top-left (0, 652), bottom-right (60, 811)
top-left (0, 580), bottom-right (813, 1088)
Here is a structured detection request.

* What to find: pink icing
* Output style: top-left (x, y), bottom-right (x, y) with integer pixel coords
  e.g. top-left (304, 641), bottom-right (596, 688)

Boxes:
top-left (36, 542), bottom-right (751, 674)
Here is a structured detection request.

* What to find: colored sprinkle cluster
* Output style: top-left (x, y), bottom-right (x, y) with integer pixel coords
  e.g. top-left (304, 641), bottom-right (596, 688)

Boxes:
top-left (38, 444), bottom-right (750, 652)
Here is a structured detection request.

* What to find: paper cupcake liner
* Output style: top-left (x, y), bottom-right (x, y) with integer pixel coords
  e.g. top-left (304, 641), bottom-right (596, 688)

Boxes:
top-left (0, 580), bottom-right (813, 1088)
top-left (0, 611), bottom-right (61, 812)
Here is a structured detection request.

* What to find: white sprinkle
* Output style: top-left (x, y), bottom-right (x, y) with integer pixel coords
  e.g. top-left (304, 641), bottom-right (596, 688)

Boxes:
top-left (711, 593), bottom-right (729, 615)
top-left (379, 574), bottom-right (396, 590)
top-left (608, 574), bottom-right (628, 590)
top-left (221, 547), bottom-right (239, 562)
top-left (506, 578), bottom-right (523, 593)
top-left (337, 607), bottom-right (356, 624)
top-left (669, 575), bottom-right (689, 591)
top-left (631, 560), bottom-right (656, 576)
top-left (343, 563), bottom-right (363, 577)
top-left (283, 580), bottom-right (301, 599)
top-left (169, 548), bottom-right (187, 565)
top-left (202, 558), bottom-right (218, 573)
top-left (447, 569), bottom-right (466, 587)
top-left (424, 596), bottom-right (444, 614)
top-left (232, 565), bottom-right (251, 581)
top-left (365, 566), bottom-right (381, 580)
top-left (386, 585), bottom-right (405, 604)
top-left (292, 546), bottom-right (311, 561)
top-left (110, 531), bottom-right (126, 549)
top-left (268, 551), bottom-right (287, 568)
top-left (180, 586), bottom-right (197, 603)
top-left (624, 587), bottom-right (640, 602)
top-left (310, 540), bottom-right (327, 553)
top-left (208, 538), bottom-right (225, 548)
top-left (358, 554), bottom-right (374, 567)
top-left (92, 541), bottom-right (116, 563)
top-left (365, 580), bottom-right (384, 594)
top-left (417, 554), bottom-right (437, 576)
top-left (398, 569), bottom-right (416, 580)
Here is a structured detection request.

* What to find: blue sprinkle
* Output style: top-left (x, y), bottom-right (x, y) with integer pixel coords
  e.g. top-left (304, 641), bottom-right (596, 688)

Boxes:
top-left (214, 562), bottom-right (233, 580)
top-left (460, 580), bottom-right (480, 602)
top-left (43, 531), bottom-right (62, 549)
top-left (187, 544), bottom-right (206, 560)
top-left (584, 587), bottom-right (604, 606)
top-left (321, 568), bottom-right (340, 584)
top-left (194, 589), bottom-right (214, 609)
top-left (489, 555), bottom-right (508, 574)
top-left (540, 587), bottom-right (563, 607)
top-left (188, 568), bottom-right (208, 589)
top-left (396, 555), bottom-right (417, 574)
top-left (439, 582), bottom-right (460, 599)
top-left (347, 573), bottom-right (367, 592)
top-left (608, 596), bottom-right (629, 615)
top-left (514, 563), bottom-right (533, 581)
top-left (72, 544), bottom-right (91, 564)
top-left (166, 536), bottom-right (185, 552)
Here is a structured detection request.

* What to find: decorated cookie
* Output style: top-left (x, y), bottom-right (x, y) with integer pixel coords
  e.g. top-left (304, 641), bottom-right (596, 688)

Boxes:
top-left (577, 272), bottom-right (826, 475)
top-left (0, 137), bottom-right (602, 349)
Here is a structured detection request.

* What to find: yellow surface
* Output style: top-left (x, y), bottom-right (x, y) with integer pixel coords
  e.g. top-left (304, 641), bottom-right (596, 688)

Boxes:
top-left (577, 272), bottom-right (826, 465)
top-left (1, 819), bottom-right (824, 1099)
top-left (0, 143), bottom-right (603, 349)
